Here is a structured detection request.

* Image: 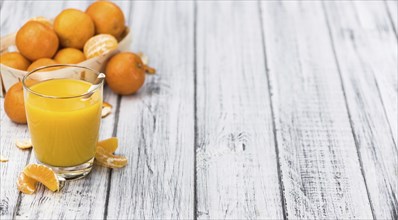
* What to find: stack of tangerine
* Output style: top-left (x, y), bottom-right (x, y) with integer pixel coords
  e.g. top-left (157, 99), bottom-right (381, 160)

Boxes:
top-left (1, 0), bottom-right (155, 124)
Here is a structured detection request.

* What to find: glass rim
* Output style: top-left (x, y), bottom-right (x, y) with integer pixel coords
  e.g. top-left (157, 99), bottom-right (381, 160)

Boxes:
top-left (22, 64), bottom-right (104, 99)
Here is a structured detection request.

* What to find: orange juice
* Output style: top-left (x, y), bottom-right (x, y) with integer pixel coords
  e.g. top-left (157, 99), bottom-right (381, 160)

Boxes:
top-left (25, 79), bottom-right (102, 167)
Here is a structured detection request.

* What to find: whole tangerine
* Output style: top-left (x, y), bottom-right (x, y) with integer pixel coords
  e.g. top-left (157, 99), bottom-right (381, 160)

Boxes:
top-left (4, 82), bottom-right (27, 124)
top-left (54, 48), bottom-right (86, 64)
top-left (0, 52), bottom-right (31, 70)
top-left (27, 58), bottom-right (58, 72)
top-left (105, 52), bottom-right (156, 95)
top-left (54, 9), bottom-right (95, 49)
top-left (86, 1), bottom-right (126, 39)
top-left (16, 21), bottom-right (59, 61)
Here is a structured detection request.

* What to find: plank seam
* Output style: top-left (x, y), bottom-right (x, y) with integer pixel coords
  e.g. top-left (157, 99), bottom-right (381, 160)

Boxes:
top-left (103, 95), bottom-right (121, 220)
top-left (258, 1), bottom-right (287, 219)
top-left (322, 2), bottom-right (376, 219)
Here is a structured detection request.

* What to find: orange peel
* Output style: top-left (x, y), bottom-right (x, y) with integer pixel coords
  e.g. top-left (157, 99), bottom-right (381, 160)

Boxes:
top-left (102, 102), bottom-right (112, 118)
top-left (0, 155), bottom-right (8, 162)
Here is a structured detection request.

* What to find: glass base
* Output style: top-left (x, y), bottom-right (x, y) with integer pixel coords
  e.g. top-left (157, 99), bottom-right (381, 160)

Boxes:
top-left (38, 158), bottom-right (94, 181)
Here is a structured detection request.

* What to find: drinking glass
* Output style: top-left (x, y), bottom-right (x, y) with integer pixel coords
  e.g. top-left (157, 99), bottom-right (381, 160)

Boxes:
top-left (22, 64), bottom-right (104, 180)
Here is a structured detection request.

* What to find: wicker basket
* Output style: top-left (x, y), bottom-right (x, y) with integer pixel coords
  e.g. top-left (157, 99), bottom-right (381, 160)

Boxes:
top-left (0, 27), bottom-right (132, 97)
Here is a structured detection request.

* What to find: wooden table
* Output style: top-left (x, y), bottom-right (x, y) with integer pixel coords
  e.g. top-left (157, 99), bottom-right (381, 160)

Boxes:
top-left (1, 1), bottom-right (397, 219)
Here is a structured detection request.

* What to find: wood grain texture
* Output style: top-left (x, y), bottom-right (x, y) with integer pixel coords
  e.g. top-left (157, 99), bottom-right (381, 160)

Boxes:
top-left (106, 1), bottom-right (195, 219)
top-left (385, 0), bottom-right (398, 37)
top-left (323, 1), bottom-right (398, 219)
top-left (260, 1), bottom-right (373, 219)
top-left (351, 1), bottom-right (398, 145)
top-left (0, 102), bottom-right (31, 219)
top-left (195, 1), bottom-right (283, 219)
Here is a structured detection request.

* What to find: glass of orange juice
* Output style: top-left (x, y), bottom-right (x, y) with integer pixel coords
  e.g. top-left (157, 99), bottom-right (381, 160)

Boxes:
top-left (22, 64), bottom-right (104, 180)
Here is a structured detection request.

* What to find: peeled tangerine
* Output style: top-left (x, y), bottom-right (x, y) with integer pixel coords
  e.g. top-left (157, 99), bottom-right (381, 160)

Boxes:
top-left (17, 164), bottom-right (59, 194)
top-left (83, 34), bottom-right (118, 59)
top-left (95, 137), bottom-right (127, 168)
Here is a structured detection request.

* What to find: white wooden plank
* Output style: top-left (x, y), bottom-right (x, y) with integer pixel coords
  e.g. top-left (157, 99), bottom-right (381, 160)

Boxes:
top-left (385, 0), bottom-right (398, 36)
top-left (352, 0), bottom-right (398, 146)
top-left (323, 1), bottom-right (398, 218)
top-left (196, 1), bottom-right (283, 219)
top-left (106, 1), bottom-right (194, 219)
top-left (14, 1), bottom-right (132, 219)
top-left (260, 1), bottom-right (374, 219)
top-left (0, 102), bottom-right (31, 219)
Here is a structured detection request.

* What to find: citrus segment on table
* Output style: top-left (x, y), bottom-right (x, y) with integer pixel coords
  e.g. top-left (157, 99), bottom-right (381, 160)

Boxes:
top-left (16, 139), bottom-right (33, 149)
top-left (95, 145), bottom-right (127, 168)
top-left (97, 137), bottom-right (118, 153)
top-left (17, 172), bottom-right (37, 194)
top-left (0, 155), bottom-right (8, 162)
top-left (101, 102), bottom-right (113, 118)
top-left (23, 164), bottom-right (59, 192)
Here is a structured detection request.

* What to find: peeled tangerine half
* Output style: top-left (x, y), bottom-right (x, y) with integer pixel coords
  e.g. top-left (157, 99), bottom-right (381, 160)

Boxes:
top-left (97, 137), bottom-right (118, 153)
top-left (17, 164), bottom-right (59, 194)
top-left (17, 173), bottom-right (37, 194)
top-left (95, 145), bottom-right (127, 168)
top-left (84, 34), bottom-right (118, 59)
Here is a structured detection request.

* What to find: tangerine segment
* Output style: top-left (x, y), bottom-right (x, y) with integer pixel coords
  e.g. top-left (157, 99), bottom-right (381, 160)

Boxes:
top-left (95, 146), bottom-right (127, 168)
top-left (17, 173), bottom-right (37, 194)
top-left (23, 164), bottom-right (59, 192)
top-left (97, 137), bottom-right (118, 153)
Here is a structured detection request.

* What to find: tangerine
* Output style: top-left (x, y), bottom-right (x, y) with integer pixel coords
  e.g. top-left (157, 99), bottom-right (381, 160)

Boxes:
top-left (54, 9), bottom-right (95, 49)
top-left (16, 21), bottom-right (59, 61)
top-left (54, 48), bottom-right (86, 64)
top-left (86, 1), bottom-right (126, 39)
top-left (0, 52), bottom-right (31, 70)
top-left (105, 52), bottom-right (156, 95)
top-left (27, 58), bottom-right (58, 72)
top-left (4, 82), bottom-right (26, 124)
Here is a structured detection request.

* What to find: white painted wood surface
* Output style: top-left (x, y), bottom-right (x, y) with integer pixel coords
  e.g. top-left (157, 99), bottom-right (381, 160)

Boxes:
top-left (260, 1), bottom-right (374, 219)
top-left (323, 1), bottom-right (398, 219)
top-left (1, 1), bottom-right (397, 219)
top-left (195, 1), bottom-right (283, 219)
top-left (106, 1), bottom-right (195, 219)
